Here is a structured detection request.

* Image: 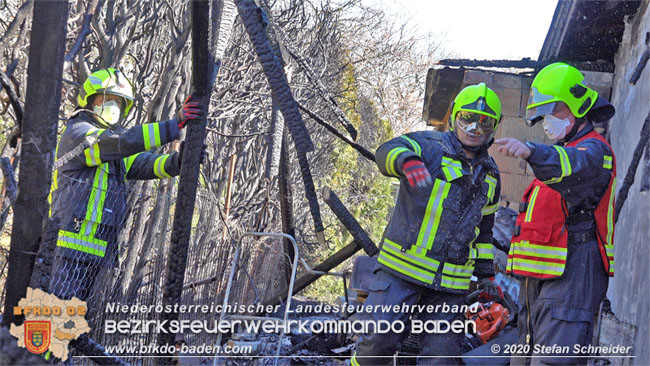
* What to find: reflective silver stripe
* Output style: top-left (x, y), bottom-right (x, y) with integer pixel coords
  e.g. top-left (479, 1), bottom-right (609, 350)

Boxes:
top-left (143, 123), bottom-right (156, 151)
top-left (58, 234), bottom-right (107, 252)
top-left (378, 251), bottom-right (435, 283)
top-left (482, 203), bottom-right (499, 215)
top-left (84, 130), bottom-right (102, 166)
top-left (475, 243), bottom-right (494, 259)
top-left (603, 155), bottom-right (612, 169)
top-left (86, 144), bottom-right (100, 166)
top-left (515, 243), bottom-right (567, 258)
top-left (148, 124), bottom-right (156, 150)
top-left (469, 247), bottom-right (478, 260)
top-left (441, 276), bottom-right (471, 289)
top-left (441, 158), bottom-right (463, 181)
top-left (154, 155), bottom-right (172, 178)
top-left (544, 146), bottom-right (572, 184)
top-left (442, 166), bottom-right (462, 180)
top-left (87, 166), bottom-right (107, 236)
top-left (386, 147), bottom-right (410, 176)
top-left (383, 239), bottom-right (440, 270)
top-left (606, 177), bottom-right (616, 246)
top-left (485, 175), bottom-right (497, 186)
top-left (418, 180), bottom-right (449, 250)
top-left (400, 135), bottom-right (421, 156)
top-left (442, 157), bottom-right (462, 169)
top-left (485, 175), bottom-right (497, 200)
top-left (442, 262), bottom-right (473, 277)
top-left (511, 259), bottom-right (564, 273)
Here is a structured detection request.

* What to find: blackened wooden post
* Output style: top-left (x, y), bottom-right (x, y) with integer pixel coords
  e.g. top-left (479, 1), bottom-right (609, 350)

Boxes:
top-left (235, 0), bottom-right (313, 154)
top-left (159, 0), bottom-right (213, 355)
top-left (322, 187), bottom-right (378, 256)
top-left (2, 0), bottom-right (68, 327)
top-left (278, 127), bottom-right (296, 285)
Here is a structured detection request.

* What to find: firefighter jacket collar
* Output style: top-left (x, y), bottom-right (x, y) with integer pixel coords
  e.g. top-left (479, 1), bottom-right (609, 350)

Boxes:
top-left (447, 131), bottom-right (492, 163)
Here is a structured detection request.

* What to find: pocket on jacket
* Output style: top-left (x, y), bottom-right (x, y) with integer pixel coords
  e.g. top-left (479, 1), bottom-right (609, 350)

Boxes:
top-left (367, 279), bottom-right (390, 292)
top-left (551, 306), bottom-right (593, 323)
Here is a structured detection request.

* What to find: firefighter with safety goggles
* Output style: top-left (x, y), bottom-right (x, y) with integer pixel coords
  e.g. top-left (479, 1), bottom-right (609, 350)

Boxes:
top-left (351, 83), bottom-right (503, 365)
top-left (495, 62), bottom-right (617, 365)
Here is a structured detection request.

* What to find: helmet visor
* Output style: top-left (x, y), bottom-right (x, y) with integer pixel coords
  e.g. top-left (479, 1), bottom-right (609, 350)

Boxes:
top-left (525, 101), bottom-right (558, 126)
top-left (456, 111), bottom-right (496, 136)
top-left (526, 86), bottom-right (557, 123)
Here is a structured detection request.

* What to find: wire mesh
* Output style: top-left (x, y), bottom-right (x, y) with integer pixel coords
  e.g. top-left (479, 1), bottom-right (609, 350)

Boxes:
top-left (39, 170), bottom-right (287, 364)
top-left (48, 167), bottom-right (128, 304)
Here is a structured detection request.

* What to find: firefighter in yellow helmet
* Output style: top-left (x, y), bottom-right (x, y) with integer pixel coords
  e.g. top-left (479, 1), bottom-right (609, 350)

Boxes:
top-left (351, 83), bottom-right (503, 365)
top-left (495, 63), bottom-right (617, 365)
top-left (48, 68), bottom-right (207, 301)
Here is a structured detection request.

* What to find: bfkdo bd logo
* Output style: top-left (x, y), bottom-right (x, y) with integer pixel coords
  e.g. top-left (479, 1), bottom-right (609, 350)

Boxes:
top-left (24, 320), bottom-right (51, 354)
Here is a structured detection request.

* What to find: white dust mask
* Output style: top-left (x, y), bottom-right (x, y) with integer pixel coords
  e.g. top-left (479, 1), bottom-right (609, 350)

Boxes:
top-left (542, 114), bottom-right (571, 140)
top-left (93, 100), bottom-right (122, 126)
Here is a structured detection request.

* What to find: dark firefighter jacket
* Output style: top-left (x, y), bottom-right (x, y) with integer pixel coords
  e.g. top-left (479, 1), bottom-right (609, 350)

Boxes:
top-left (374, 131), bottom-right (501, 294)
top-left (48, 111), bottom-right (181, 259)
top-left (507, 122), bottom-right (615, 277)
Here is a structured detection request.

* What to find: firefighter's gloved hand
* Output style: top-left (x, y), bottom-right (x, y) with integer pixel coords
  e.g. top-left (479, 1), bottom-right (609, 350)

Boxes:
top-left (174, 96), bottom-right (207, 129)
top-left (478, 277), bottom-right (504, 302)
top-left (401, 158), bottom-right (432, 189)
top-left (177, 141), bottom-right (208, 168)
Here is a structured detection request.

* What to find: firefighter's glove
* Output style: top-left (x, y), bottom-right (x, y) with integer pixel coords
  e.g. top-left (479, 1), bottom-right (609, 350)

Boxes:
top-left (177, 141), bottom-right (208, 169)
top-left (478, 277), bottom-right (504, 302)
top-left (174, 96), bottom-right (207, 129)
top-left (401, 158), bottom-right (432, 189)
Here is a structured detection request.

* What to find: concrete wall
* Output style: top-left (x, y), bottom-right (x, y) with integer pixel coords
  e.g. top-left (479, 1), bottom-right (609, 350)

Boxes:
top-left (607, 1), bottom-right (650, 365)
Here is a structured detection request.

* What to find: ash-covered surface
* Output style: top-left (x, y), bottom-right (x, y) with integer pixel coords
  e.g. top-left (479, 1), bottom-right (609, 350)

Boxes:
top-left (216, 298), bottom-right (351, 366)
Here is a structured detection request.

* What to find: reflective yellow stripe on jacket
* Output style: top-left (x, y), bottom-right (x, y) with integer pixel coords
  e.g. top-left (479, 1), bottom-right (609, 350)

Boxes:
top-left (56, 230), bottom-right (107, 257)
top-left (441, 261), bottom-right (474, 290)
top-left (83, 128), bottom-right (104, 166)
top-left (378, 239), bottom-right (439, 285)
top-left (142, 123), bottom-right (162, 151)
top-left (543, 146), bottom-right (572, 184)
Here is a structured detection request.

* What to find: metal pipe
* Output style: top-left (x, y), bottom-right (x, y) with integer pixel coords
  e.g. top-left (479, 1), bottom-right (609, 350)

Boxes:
top-left (213, 246), bottom-right (240, 366)
top-left (212, 232), bottom-right (299, 366)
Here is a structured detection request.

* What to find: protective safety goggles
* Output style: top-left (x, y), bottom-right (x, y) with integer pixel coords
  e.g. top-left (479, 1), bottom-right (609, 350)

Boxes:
top-left (455, 111), bottom-right (496, 136)
top-left (525, 87), bottom-right (558, 125)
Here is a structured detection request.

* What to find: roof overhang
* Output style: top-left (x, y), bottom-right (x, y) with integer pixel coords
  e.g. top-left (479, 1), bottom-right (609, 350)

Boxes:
top-left (538, 0), bottom-right (641, 65)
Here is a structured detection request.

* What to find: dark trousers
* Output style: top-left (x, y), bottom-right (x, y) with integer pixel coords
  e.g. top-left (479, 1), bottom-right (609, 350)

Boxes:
top-left (511, 241), bottom-right (608, 366)
top-left (353, 269), bottom-right (467, 366)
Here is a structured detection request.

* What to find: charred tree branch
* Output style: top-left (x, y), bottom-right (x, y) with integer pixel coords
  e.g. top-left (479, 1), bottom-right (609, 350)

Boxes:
top-left (65, 0), bottom-right (101, 63)
top-left (235, 0), bottom-right (314, 153)
top-left (297, 101), bottom-right (375, 161)
top-left (0, 69), bottom-right (23, 129)
top-left (322, 187), bottom-right (378, 256)
top-left (160, 0), bottom-right (213, 357)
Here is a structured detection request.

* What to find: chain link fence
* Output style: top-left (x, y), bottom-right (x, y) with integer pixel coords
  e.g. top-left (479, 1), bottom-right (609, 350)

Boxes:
top-left (31, 173), bottom-right (286, 364)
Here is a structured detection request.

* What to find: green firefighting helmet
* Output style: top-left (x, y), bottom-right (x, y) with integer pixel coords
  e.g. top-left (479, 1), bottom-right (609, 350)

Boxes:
top-left (449, 83), bottom-right (502, 139)
top-left (525, 62), bottom-right (598, 125)
top-left (77, 68), bottom-right (134, 119)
